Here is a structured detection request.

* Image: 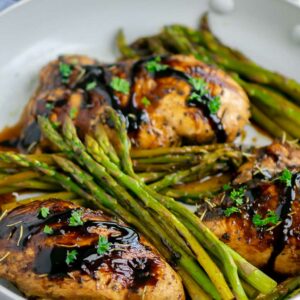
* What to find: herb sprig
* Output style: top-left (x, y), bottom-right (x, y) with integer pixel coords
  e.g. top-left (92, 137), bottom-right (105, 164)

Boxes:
top-left (97, 235), bottom-right (112, 255)
top-left (43, 225), bottom-right (53, 235)
top-left (110, 77), bottom-right (130, 95)
top-left (66, 249), bottom-right (78, 265)
top-left (279, 169), bottom-right (292, 187)
top-left (145, 56), bottom-right (168, 73)
top-left (252, 211), bottom-right (281, 227)
top-left (69, 210), bottom-right (84, 227)
top-left (39, 207), bottom-right (50, 219)
top-left (59, 63), bottom-right (72, 83)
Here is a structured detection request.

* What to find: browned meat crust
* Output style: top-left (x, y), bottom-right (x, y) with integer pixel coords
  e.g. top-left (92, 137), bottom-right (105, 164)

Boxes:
top-left (197, 142), bottom-right (300, 276)
top-left (2, 54), bottom-right (249, 152)
top-left (0, 199), bottom-right (184, 300)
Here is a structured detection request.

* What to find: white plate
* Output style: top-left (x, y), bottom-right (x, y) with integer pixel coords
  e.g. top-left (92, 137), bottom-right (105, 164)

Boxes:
top-left (0, 0), bottom-right (300, 299)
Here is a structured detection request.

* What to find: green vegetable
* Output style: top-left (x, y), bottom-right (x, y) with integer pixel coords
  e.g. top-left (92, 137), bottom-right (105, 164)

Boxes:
top-left (141, 96), bottom-right (151, 107)
top-left (45, 102), bottom-right (55, 110)
top-left (229, 187), bottom-right (245, 206)
top-left (145, 56), bottom-right (168, 73)
top-left (252, 211), bottom-right (280, 227)
top-left (223, 184), bottom-right (231, 191)
top-left (279, 168), bottom-right (292, 187)
top-left (110, 77), bottom-right (130, 94)
top-left (85, 81), bottom-right (97, 91)
top-left (188, 77), bottom-right (208, 95)
top-left (43, 225), bottom-right (54, 235)
top-left (97, 235), bottom-right (112, 255)
top-left (65, 249), bottom-right (78, 265)
top-left (69, 210), bottom-right (84, 226)
top-left (59, 63), bottom-right (72, 83)
top-left (69, 107), bottom-right (78, 119)
top-left (208, 96), bottom-right (221, 114)
top-left (39, 207), bottom-right (50, 218)
top-left (224, 207), bottom-right (240, 217)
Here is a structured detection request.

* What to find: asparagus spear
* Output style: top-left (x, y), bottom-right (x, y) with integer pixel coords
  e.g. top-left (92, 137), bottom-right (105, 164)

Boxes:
top-left (38, 117), bottom-right (226, 299)
top-left (116, 29), bottom-right (139, 59)
top-left (0, 171), bottom-right (40, 187)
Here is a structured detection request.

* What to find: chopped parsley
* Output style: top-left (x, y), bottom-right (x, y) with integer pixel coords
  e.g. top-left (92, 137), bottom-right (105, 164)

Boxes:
top-left (97, 235), bottom-right (112, 255)
top-left (85, 81), bottom-right (97, 91)
top-left (252, 211), bottom-right (281, 227)
top-left (279, 169), bottom-right (292, 187)
top-left (45, 102), bottom-right (55, 110)
top-left (69, 107), bottom-right (78, 119)
top-left (69, 210), bottom-right (84, 227)
top-left (39, 207), bottom-right (50, 219)
top-left (229, 186), bottom-right (245, 206)
top-left (52, 120), bottom-right (61, 129)
top-left (141, 97), bottom-right (151, 107)
top-left (65, 249), bottom-right (78, 265)
top-left (59, 63), bottom-right (72, 83)
top-left (188, 77), bottom-right (208, 95)
top-left (43, 225), bottom-right (53, 235)
top-left (110, 77), bottom-right (130, 95)
top-left (224, 207), bottom-right (240, 217)
top-left (208, 96), bottom-right (221, 114)
top-left (223, 184), bottom-right (231, 191)
top-left (145, 56), bottom-right (168, 73)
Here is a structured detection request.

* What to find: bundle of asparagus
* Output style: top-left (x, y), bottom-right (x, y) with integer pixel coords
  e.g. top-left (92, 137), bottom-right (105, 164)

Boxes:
top-left (116, 14), bottom-right (300, 140)
top-left (0, 108), bottom-right (278, 300)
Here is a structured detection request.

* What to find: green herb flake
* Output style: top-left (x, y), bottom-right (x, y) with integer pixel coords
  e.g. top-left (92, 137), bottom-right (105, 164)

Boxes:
top-left (39, 207), bottom-right (50, 219)
top-left (223, 184), bottom-right (231, 191)
top-left (97, 235), bottom-right (112, 255)
top-left (224, 207), bottom-right (240, 217)
top-left (65, 249), bottom-right (78, 265)
top-left (69, 210), bottom-right (84, 227)
top-left (188, 92), bottom-right (202, 102)
top-left (279, 169), bottom-right (292, 187)
top-left (208, 96), bottom-right (221, 114)
top-left (110, 77), bottom-right (130, 95)
top-left (45, 102), bottom-right (55, 110)
top-left (141, 97), bottom-right (151, 107)
top-left (43, 225), bottom-right (54, 235)
top-left (230, 186), bottom-right (245, 206)
top-left (252, 211), bottom-right (281, 227)
top-left (52, 121), bottom-right (61, 129)
top-left (145, 56), bottom-right (168, 73)
top-left (188, 77), bottom-right (207, 93)
top-left (85, 81), bottom-right (97, 91)
top-left (69, 107), bottom-right (78, 119)
top-left (59, 63), bottom-right (72, 83)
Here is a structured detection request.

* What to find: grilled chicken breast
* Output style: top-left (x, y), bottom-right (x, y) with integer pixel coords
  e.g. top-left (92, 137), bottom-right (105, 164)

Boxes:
top-left (0, 199), bottom-right (184, 300)
top-left (197, 142), bottom-right (300, 275)
top-left (2, 54), bottom-right (249, 152)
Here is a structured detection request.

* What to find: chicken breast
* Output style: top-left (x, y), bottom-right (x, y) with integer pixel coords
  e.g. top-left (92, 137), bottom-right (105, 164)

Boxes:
top-left (0, 54), bottom-right (250, 152)
top-left (0, 199), bottom-right (184, 300)
top-left (197, 142), bottom-right (300, 276)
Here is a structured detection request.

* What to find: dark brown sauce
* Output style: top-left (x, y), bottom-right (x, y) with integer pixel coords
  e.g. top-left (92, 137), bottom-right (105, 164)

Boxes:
top-left (0, 202), bottom-right (159, 289)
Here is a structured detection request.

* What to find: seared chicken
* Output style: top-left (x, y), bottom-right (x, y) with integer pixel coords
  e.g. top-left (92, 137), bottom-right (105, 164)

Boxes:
top-left (1, 54), bottom-right (249, 152)
top-left (0, 199), bottom-right (184, 300)
top-left (197, 142), bottom-right (300, 275)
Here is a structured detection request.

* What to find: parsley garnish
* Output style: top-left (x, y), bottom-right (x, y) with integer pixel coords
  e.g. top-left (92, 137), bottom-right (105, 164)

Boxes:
top-left (229, 187), bottom-right (245, 206)
top-left (59, 63), bottom-right (72, 83)
top-left (86, 81), bottom-right (97, 91)
top-left (252, 211), bottom-right (280, 227)
top-left (43, 225), bottom-right (53, 235)
top-left (69, 210), bottom-right (84, 227)
top-left (110, 77), bottom-right (130, 95)
top-left (97, 235), bottom-right (112, 255)
top-left (208, 96), bottom-right (221, 114)
top-left (69, 107), bottom-right (78, 119)
top-left (224, 207), bottom-right (240, 217)
top-left (279, 169), bottom-right (292, 187)
top-left (141, 97), bottom-right (151, 107)
top-left (66, 249), bottom-right (78, 265)
top-left (45, 102), bottom-right (54, 110)
top-left (145, 56), bottom-right (168, 73)
top-left (39, 207), bottom-right (50, 218)
top-left (52, 120), bottom-right (61, 129)
top-left (223, 184), bottom-right (231, 191)
top-left (188, 77), bottom-right (208, 95)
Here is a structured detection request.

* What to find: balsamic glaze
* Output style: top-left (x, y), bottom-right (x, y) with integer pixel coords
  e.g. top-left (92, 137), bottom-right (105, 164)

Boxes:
top-left (0, 203), bottom-right (159, 288)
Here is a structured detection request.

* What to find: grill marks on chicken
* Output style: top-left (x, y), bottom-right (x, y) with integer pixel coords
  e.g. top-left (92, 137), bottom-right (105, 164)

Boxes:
top-left (0, 200), bottom-right (184, 300)
top-left (197, 142), bottom-right (300, 276)
top-left (1, 54), bottom-right (249, 152)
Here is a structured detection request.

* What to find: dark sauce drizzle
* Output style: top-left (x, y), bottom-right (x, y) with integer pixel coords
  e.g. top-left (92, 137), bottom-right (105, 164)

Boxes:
top-left (0, 206), bottom-right (159, 288)
top-left (0, 55), bottom-right (227, 152)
